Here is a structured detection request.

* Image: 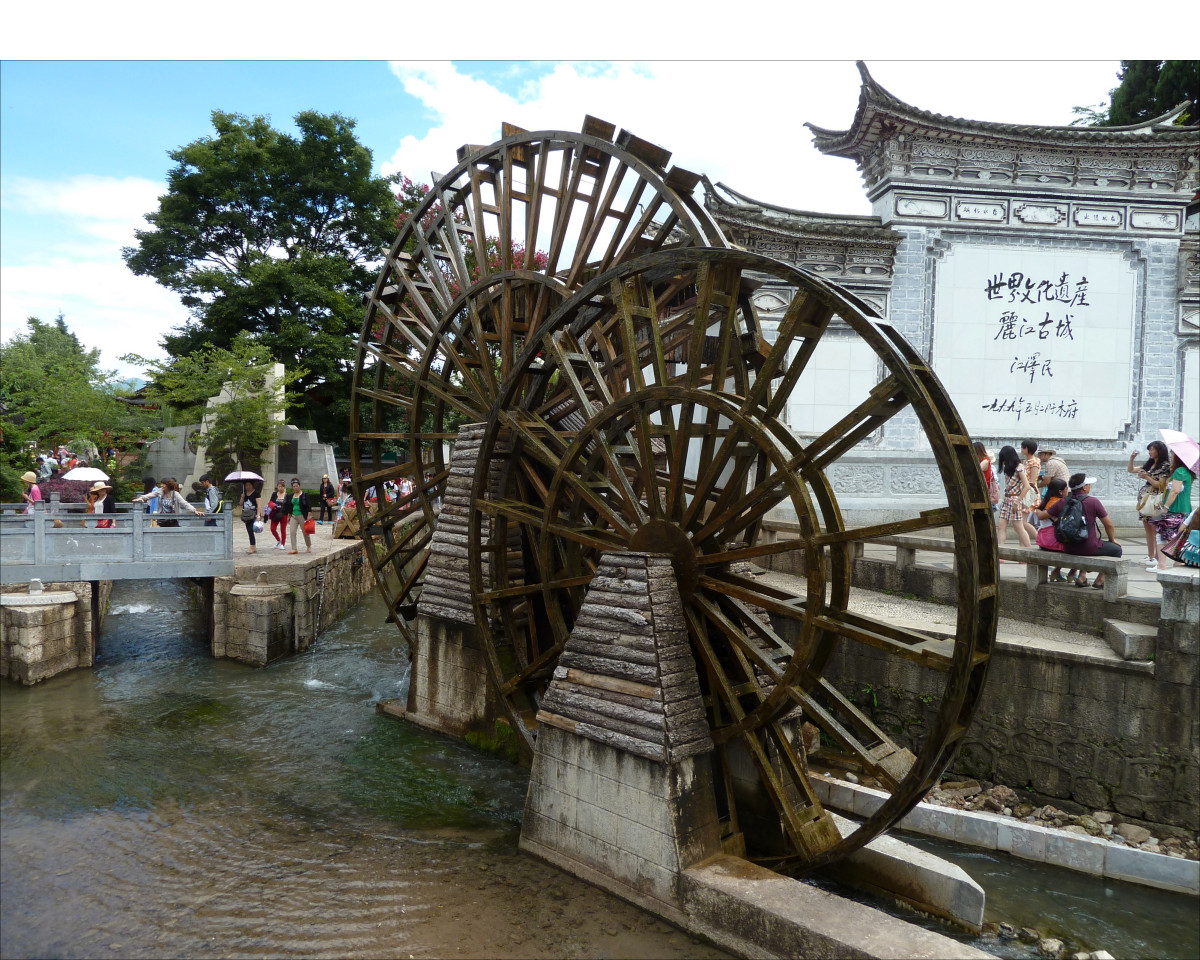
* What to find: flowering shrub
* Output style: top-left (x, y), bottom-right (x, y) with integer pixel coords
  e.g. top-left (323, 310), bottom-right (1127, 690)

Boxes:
top-left (38, 478), bottom-right (92, 503)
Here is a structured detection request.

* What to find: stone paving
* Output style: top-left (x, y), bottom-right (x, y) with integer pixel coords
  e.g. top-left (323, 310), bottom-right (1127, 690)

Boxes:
top-left (229, 518), bottom-right (351, 573)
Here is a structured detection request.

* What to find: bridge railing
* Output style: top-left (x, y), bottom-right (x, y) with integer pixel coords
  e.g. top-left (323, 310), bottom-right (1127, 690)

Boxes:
top-left (0, 501), bottom-right (235, 583)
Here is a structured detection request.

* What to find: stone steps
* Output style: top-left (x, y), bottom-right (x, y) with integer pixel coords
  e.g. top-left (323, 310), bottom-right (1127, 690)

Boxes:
top-left (1102, 618), bottom-right (1157, 661)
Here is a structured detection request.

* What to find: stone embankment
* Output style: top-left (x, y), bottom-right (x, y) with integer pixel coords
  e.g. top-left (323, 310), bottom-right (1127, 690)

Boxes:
top-left (923, 778), bottom-right (1198, 861)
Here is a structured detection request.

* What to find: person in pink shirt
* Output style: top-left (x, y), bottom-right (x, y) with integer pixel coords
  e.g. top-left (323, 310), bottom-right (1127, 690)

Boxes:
top-left (20, 471), bottom-right (43, 514)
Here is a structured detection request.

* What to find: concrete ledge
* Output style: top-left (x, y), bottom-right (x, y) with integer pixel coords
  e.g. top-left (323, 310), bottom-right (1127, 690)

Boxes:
top-left (681, 854), bottom-right (993, 960)
top-left (829, 812), bottom-right (985, 933)
top-left (813, 776), bottom-right (1200, 897)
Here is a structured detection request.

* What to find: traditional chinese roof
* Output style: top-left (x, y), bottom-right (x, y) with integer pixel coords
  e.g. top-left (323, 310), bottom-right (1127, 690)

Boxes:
top-left (807, 62), bottom-right (1197, 162)
top-left (703, 178), bottom-right (901, 244)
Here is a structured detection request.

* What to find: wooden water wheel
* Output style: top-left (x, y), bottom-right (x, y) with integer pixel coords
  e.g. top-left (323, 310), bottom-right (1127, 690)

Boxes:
top-left (349, 118), bottom-right (727, 647)
top-left (466, 248), bottom-right (998, 871)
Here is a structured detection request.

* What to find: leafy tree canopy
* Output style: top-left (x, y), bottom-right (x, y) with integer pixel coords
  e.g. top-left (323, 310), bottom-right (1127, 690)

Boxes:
top-left (1074, 60), bottom-right (1199, 126)
top-left (0, 314), bottom-right (153, 499)
top-left (123, 110), bottom-right (407, 444)
top-left (123, 333), bottom-right (304, 483)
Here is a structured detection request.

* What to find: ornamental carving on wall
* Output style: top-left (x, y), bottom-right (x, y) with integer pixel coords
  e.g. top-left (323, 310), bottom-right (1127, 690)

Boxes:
top-left (1014, 203), bottom-right (1067, 225)
top-left (823, 464), bottom-right (884, 494)
top-left (889, 466), bottom-right (945, 495)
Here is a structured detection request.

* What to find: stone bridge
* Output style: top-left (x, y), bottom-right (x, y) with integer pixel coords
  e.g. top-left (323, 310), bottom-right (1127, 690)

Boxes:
top-left (0, 502), bottom-right (235, 584)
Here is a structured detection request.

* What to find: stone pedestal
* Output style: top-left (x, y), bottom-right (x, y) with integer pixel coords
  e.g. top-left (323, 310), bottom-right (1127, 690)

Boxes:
top-left (0, 580), bottom-right (108, 685)
top-left (404, 423), bottom-right (510, 741)
top-left (221, 575), bottom-right (293, 666)
top-left (520, 552), bottom-right (722, 913)
top-left (405, 614), bottom-right (503, 740)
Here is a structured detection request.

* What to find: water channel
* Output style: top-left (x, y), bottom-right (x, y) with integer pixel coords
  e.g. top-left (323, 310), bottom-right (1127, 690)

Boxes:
top-left (2, 579), bottom-right (1196, 959)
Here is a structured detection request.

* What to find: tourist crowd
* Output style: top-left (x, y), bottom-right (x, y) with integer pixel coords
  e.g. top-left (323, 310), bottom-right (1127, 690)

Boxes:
top-left (976, 435), bottom-right (1197, 582)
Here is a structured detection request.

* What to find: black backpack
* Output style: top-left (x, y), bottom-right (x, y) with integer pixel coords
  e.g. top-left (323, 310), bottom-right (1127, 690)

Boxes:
top-left (1055, 494), bottom-right (1091, 545)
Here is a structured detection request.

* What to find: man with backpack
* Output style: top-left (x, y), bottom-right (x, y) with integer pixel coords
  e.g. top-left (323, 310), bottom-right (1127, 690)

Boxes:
top-left (1046, 473), bottom-right (1122, 589)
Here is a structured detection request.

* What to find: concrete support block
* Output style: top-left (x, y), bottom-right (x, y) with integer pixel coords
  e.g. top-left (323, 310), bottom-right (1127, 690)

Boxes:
top-left (681, 855), bottom-right (992, 960)
top-left (828, 812), bottom-right (986, 933)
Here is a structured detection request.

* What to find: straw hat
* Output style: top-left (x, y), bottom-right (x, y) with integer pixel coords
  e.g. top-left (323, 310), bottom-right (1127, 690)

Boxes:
top-left (88, 480), bottom-right (113, 495)
top-left (20, 471), bottom-right (37, 484)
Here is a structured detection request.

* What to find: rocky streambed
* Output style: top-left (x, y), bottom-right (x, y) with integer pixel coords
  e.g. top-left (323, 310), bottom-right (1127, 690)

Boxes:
top-left (923, 778), bottom-right (1199, 861)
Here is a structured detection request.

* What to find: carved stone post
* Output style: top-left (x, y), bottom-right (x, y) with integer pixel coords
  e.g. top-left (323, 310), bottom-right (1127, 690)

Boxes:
top-left (405, 424), bottom-right (509, 740)
top-left (521, 551), bottom-right (722, 914)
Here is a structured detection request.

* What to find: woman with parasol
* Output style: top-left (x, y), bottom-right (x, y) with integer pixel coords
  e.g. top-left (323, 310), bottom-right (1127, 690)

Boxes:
top-left (1153, 431), bottom-right (1197, 571)
top-left (227, 470), bottom-right (265, 554)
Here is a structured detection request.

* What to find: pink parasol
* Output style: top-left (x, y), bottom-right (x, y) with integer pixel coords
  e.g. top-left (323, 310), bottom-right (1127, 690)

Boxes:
top-left (1160, 428), bottom-right (1200, 473)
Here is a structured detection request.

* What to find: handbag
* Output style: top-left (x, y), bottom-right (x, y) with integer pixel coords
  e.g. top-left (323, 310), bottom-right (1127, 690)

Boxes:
top-left (303, 518), bottom-right (316, 536)
top-left (1036, 524), bottom-right (1064, 552)
top-left (1136, 488), bottom-right (1165, 520)
top-left (241, 502), bottom-right (256, 521)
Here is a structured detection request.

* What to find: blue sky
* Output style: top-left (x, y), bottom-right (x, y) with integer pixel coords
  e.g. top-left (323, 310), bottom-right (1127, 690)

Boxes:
top-left (0, 59), bottom-right (1140, 378)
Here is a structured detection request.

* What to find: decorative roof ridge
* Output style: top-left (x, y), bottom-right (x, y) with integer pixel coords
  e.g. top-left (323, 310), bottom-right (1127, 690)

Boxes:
top-left (806, 61), bottom-right (1196, 158)
top-left (704, 177), bottom-right (889, 228)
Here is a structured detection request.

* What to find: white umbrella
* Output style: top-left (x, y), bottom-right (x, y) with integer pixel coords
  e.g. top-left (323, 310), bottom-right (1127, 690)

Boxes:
top-left (223, 470), bottom-right (264, 482)
top-left (61, 466), bottom-right (110, 482)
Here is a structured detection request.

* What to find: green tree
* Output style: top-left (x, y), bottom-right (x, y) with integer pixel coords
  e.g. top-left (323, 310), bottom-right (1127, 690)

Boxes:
top-left (0, 314), bottom-right (152, 499)
top-left (123, 110), bottom-right (404, 444)
top-left (1074, 60), bottom-right (1199, 126)
top-left (123, 334), bottom-right (304, 485)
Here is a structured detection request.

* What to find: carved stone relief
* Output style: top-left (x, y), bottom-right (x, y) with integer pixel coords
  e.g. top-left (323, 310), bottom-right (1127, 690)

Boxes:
top-left (1130, 210), bottom-right (1180, 231)
top-left (897, 197), bottom-right (948, 219)
top-left (888, 466), bottom-right (945, 495)
top-left (824, 464), bottom-right (884, 495)
top-left (1014, 203), bottom-right (1067, 225)
top-left (1074, 208), bottom-right (1123, 228)
top-left (956, 200), bottom-right (1007, 222)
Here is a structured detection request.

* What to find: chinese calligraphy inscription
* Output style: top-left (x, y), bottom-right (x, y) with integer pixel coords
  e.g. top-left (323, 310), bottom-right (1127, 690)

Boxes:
top-left (932, 246), bottom-right (1136, 438)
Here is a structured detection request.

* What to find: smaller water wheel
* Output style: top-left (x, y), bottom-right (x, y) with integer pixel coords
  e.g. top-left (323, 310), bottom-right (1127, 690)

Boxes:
top-left (468, 248), bottom-right (998, 871)
top-left (350, 118), bottom-right (727, 647)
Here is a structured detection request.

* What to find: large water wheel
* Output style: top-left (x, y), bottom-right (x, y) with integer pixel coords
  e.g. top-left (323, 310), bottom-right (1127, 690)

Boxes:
top-left (466, 248), bottom-right (998, 871)
top-left (349, 118), bottom-right (728, 647)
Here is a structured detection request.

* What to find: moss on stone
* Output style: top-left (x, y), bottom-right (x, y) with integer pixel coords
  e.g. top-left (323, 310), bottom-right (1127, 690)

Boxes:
top-left (464, 718), bottom-right (522, 765)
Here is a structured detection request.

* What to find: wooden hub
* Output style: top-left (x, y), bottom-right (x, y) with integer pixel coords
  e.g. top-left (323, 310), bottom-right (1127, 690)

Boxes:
top-left (627, 521), bottom-right (699, 599)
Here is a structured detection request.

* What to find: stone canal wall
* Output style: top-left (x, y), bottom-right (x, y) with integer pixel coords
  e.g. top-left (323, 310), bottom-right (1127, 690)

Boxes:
top-left (209, 540), bottom-right (374, 666)
top-left (772, 569), bottom-right (1200, 832)
top-left (1, 580), bottom-right (112, 685)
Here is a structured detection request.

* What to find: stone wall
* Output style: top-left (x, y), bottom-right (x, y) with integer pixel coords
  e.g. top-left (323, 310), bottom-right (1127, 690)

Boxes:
top-left (210, 542), bottom-right (374, 666)
top-left (0, 580), bottom-right (110, 685)
top-left (523, 726), bottom-right (721, 909)
top-left (770, 571), bottom-right (1200, 831)
top-left (405, 615), bottom-right (502, 739)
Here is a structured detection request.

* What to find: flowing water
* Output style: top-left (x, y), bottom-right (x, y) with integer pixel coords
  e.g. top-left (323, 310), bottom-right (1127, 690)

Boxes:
top-left (0, 579), bottom-right (723, 960)
top-left (3, 579), bottom-right (1197, 960)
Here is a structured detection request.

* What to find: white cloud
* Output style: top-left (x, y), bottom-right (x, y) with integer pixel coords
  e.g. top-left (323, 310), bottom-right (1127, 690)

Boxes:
top-left (0, 173), bottom-right (186, 377)
top-left (379, 60), bottom-right (1124, 216)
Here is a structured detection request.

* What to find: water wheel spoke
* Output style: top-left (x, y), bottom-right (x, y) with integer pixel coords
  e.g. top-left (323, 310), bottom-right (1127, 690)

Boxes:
top-left (813, 507), bottom-right (956, 546)
top-left (697, 573), bottom-right (807, 623)
top-left (692, 595), bottom-right (789, 700)
top-left (372, 520), bottom-right (432, 571)
top-left (812, 609), bottom-right (961, 672)
top-left (499, 639), bottom-right (569, 696)
top-left (793, 678), bottom-right (915, 789)
top-left (684, 605), bottom-right (760, 741)
top-left (798, 376), bottom-right (911, 476)
top-left (355, 384), bottom-right (418, 411)
top-left (748, 291), bottom-right (837, 420)
top-left (609, 278), bottom-right (668, 517)
top-left (697, 537), bottom-right (811, 568)
top-left (479, 497), bottom-right (624, 553)
top-left (594, 173), bottom-right (650, 274)
top-left (479, 574), bottom-right (593, 604)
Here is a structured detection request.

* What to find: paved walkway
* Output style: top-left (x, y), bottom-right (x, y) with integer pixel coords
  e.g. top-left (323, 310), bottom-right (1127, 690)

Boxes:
top-left (229, 518), bottom-right (355, 574)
